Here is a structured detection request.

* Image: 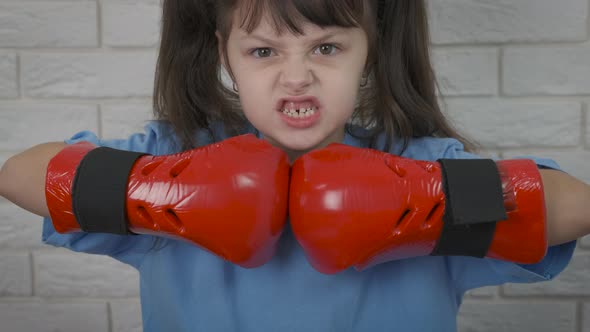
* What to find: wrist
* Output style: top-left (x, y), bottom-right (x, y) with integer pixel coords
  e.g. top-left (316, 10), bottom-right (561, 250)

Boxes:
top-left (541, 169), bottom-right (590, 245)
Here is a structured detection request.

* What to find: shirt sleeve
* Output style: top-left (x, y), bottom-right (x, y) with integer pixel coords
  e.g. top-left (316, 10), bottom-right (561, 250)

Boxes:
top-left (42, 121), bottom-right (177, 268)
top-left (438, 139), bottom-right (576, 293)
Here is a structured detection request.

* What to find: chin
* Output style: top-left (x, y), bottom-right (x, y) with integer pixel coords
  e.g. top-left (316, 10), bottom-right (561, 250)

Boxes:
top-left (260, 129), bottom-right (336, 154)
top-left (278, 139), bottom-right (322, 154)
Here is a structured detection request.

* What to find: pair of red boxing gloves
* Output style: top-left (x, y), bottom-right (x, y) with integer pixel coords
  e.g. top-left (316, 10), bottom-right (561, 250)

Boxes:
top-left (46, 134), bottom-right (547, 274)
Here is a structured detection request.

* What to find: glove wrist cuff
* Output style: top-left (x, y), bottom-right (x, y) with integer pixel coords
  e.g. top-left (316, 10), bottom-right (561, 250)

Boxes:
top-left (489, 159), bottom-right (547, 262)
top-left (45, 142), bottom-right (96, 233)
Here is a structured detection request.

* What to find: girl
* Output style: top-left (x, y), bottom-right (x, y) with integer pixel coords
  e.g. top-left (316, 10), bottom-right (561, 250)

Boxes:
top-left (1, 0), bottom-right (589, 331)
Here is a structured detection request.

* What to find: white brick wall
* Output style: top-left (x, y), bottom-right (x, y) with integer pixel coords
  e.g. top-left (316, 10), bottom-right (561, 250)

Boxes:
top-left (0, 2), bottom-right (98, 48)
top-left (432, 48), bottom-right (498, 96)
top-left (0, 1), bottom-right (588, 331)
top-left (22, 53), bottom-right (157, 98)
top-left (0, 53), bottom-right (18, 98)
top-left (102, 2), bottom-right (161, 47)
top-left (429, 0), bottom-right (588, 43)
top-left (504, 45), bottom-right (590, 96)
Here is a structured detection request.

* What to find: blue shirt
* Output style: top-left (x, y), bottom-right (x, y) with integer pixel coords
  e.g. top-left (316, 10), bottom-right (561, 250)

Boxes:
top-left (42, 121), bottom-right (575, 332)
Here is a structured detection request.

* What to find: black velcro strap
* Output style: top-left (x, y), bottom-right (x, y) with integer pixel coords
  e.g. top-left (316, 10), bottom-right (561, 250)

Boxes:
top-left (431, 159), bottom-right (507, 258)
top-left (72, 147), bottom-right (146, 234)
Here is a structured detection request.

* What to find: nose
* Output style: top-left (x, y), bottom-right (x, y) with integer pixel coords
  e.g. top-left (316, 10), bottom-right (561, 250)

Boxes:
top-left (279, 57), bottom-right (314, 92)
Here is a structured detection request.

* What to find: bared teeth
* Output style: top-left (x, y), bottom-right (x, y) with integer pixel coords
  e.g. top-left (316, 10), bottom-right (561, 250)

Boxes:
top-left (280, 100), bottom-right (319, 118)
top-left (282, 106), bottom-right (316, 118)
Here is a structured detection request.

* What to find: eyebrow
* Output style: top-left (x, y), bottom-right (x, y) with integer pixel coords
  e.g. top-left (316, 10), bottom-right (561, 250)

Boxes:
top-left (240, 31), bottom-right (345, 45)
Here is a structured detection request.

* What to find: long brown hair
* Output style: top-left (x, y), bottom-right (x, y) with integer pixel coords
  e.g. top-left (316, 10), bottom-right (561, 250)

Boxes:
top-left (153, 0), bottom-right (474, 152)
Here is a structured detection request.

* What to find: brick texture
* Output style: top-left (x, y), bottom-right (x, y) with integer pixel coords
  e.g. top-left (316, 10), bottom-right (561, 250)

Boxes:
top-left (429, 0), bottom-right (587, 44)
top-left (101, 102), bottom-right (154, 139)
top-left (0, 300), bottom-right (108, 332)
top-left (110, 299), bottom-right (143, 332)
top-left (0, 103), bottom-right (99, 150)
top-left (432, 48), bottom-right (498, 96)
top-left (586, 106), bottom-right (590, 146)
top-left (442, 100), bottom-right (581, 148)
top-left (0, 2), bottom-right (97, 48)
top-left (34, 249), bottom-right (139, 298)
top-left (22, 53), bottom-right (157, 98)
top-left (0, 199), bottom-right (44, 249)
top-left (0, 252), bottom-right (31, 296)
top-left (458, 301), bottom-right (576, 332)
top-left (102, 1), bottom-right (161, 47)
top-left (0, 53), bottom-right (18, 98)
top-left (504, 45), bottom-right (590, 95)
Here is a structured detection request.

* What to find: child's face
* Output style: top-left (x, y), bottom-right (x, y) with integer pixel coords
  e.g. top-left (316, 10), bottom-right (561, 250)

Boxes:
top-left (221, 9), bottom-right (369, 162)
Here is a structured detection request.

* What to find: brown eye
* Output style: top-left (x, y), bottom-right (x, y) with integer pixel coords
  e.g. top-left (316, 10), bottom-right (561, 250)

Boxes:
top-left (315, 44), bottom-right (338, 56)
top-left (253, 48), bottom-right (273, 58)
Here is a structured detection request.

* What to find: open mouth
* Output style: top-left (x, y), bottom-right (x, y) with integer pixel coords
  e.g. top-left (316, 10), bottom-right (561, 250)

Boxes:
top-left (275, 97), bottom-right (322, 128)
top-left (278, 98), bottom-right (321, 116)
top-left (280, 102), bottom-right (318, 118)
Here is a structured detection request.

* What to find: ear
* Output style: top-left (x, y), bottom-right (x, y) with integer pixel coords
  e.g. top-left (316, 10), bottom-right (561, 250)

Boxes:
top-left (362, 62), bottom-right (375, 83)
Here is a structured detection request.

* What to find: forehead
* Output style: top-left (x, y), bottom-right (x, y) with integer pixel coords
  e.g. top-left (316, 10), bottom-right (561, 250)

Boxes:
top-left (228, 0), bottom-right (367, 36)
top-left (232, 12), bottom-right (345, 39)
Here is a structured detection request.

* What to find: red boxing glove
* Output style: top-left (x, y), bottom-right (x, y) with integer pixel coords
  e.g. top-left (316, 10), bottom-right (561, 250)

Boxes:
top-left (290, 144), bottom-right (547, 274)
top-left (46, 134), bottom-right (290, 268)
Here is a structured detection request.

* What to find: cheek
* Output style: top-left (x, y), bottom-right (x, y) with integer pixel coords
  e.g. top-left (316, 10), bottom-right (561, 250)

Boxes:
top-left (238, 83), bottom-right (274, 117)
top-left (323, 74), bottom-right (363, 107)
